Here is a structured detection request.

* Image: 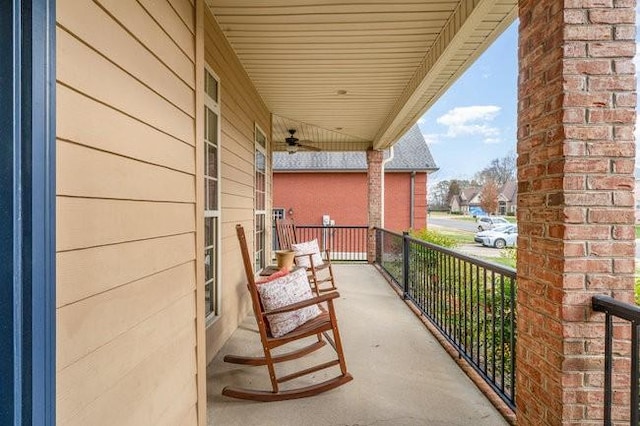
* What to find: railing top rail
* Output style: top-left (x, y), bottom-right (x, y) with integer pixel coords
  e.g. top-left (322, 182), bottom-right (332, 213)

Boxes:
top-left (373, 227), bottom-right (404, 238)
top-left (592, 295), bottom-right (640, 323)
top-left (295, 225), bottom-right (369, 229)
top-left (375, 226), bottom-right (516, 277)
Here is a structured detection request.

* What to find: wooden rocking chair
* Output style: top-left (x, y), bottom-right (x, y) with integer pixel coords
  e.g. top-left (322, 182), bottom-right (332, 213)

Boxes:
top-left (275, 219), bottom-right (337, 294)
top-left (221, 224), bottom-right (352, 401)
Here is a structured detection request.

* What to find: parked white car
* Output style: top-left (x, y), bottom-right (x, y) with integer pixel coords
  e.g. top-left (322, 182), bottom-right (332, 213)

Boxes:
top-left (474, 224), bottom-right (516, 244)
top-left (476, 226), bottom-right (518, 249)
top-left (476, 216), bottom-right (510, 231)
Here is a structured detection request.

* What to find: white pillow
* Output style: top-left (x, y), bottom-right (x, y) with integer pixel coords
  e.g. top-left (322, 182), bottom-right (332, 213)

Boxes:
top-left (291, 239), bottom-right (324, 268)
top-left (257, 268), bottom-right (321, 338)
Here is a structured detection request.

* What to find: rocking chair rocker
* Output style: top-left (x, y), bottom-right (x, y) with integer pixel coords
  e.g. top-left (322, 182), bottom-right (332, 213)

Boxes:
top-left (221, 224), bottom-right (352, 401)
top-left (275, 218), bottom-right (338, 294)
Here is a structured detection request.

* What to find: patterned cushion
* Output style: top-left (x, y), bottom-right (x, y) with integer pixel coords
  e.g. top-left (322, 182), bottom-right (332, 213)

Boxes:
top-left (291, 239), bottom-right (324, 268)
top-left (257, 268), bottom-right (321, 338)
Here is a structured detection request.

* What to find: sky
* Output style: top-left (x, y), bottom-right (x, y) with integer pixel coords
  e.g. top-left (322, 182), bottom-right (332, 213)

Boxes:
top-left (417, 21), bottom-right (519, 185)
top-left (420, 9), bottom-right (640, 185)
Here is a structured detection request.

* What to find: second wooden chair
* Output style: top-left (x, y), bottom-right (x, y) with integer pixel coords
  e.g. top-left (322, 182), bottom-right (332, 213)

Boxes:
top-left (275, 218), bottom-right (337, 294)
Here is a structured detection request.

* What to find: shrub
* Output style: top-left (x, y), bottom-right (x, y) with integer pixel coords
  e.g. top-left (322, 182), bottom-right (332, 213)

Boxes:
top-left (450, 211), bottom-right (463, 215)
top-left (501, 247), bottom-right (517, 262)
top-left (410, 228), bottom-right (459, 248)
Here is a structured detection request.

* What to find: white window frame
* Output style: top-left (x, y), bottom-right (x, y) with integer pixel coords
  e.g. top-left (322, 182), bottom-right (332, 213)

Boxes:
top-left (204, 65), bottom-right (221, 322)
top-left (254, 123), bottom-right (268, 272)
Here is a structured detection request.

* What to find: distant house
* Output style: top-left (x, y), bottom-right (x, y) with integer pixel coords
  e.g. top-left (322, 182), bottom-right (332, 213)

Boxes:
top-left (450, 187), bottom-right (483, 215)
top-left (273, 125), bottom-right (438, 232)
top-left (498, 180), bottom-right (517, 215)
top-left (449, 180), bottom-right (517, 216)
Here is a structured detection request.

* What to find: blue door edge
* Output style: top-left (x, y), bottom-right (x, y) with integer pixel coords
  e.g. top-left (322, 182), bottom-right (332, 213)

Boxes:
top-left (29, 1), bottom-right (57, 424)
top-left (1, 1), bottom-right (56, 424)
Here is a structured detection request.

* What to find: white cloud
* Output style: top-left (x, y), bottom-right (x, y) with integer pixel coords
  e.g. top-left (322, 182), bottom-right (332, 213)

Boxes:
top-left (436, 105), bottom-right (502, 143)
top-left (437, 105), bottom-right (500, 126)
top-left (422, 132), bottom-right (440, 145)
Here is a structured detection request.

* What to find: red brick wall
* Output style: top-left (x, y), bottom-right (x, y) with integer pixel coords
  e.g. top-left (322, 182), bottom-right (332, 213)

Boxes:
top-left (384, 173), bottom-right (428, 230)
top-left (517, 0), bottom-right (636, 423)
top-left (273, 173), bottom-right (368, 225)
top-left (384, 173), bottom-right (411, 231)
top-left (273, 171), bottom-right (428, 232)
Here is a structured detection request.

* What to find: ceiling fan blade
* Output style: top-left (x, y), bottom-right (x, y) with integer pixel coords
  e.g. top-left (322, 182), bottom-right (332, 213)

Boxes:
top-left (298, 143), bottom-right (322, 152)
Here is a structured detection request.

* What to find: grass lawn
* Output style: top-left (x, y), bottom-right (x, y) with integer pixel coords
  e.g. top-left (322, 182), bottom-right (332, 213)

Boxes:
top-left (435, 228), bottom-right (475, 245)
top-left (636, 225), bottom-right (640, 238)
top-left (486, 256), bottom-right (516, 269)
top-left (430, 211), bottom-right (477, 222)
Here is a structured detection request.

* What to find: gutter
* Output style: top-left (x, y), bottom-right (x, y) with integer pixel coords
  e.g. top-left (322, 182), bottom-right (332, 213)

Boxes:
top-left (380, 146), bottom-right (394, 228)
top-left (410, 171), bottom-right (416, 229)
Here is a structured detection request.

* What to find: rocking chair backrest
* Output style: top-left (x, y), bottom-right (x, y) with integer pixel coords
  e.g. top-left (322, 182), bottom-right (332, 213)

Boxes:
top-left (235, 224), bottom-right (270, 335)
top-left (276, 219), bottom-right (297, 250)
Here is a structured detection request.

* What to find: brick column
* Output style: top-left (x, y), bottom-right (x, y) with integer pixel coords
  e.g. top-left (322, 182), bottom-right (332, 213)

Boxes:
top-left (367, 149), bottom-right (383, 263)
top-left (517, 0), bottom-right (636, 424)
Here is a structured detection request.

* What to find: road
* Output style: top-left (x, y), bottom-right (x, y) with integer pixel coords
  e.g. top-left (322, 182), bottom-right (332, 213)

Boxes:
top-left (428, 216), bottom-right (481, 233)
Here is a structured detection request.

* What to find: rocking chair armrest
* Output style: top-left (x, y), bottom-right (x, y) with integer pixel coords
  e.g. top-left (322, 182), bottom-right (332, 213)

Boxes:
top-left (263, 291), bottom-right (340, 316)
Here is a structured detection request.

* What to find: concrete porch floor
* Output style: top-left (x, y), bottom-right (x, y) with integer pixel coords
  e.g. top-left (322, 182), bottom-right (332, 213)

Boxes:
top-left (207, 264), bottom-right (509, 426)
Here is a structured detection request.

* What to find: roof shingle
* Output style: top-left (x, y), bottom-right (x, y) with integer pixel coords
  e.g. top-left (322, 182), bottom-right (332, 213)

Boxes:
top-left (273, 125), bottom-right (438, 172)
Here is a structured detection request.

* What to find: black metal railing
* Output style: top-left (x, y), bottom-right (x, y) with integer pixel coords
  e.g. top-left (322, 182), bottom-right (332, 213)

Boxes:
top-left (273, 225), bottom-right (368, 262)
top-left (592, 295), bottom-right (640, 425)
top-left (375, 228), bottom-right (517, 410)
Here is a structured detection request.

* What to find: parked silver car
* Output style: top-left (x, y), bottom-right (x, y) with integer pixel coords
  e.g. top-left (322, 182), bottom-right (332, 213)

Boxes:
top-left (476, 216), bottom-right (510, 231)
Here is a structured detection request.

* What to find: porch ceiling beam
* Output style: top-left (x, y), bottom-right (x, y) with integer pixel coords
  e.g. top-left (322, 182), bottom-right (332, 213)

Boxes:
top-left (373, 0), bottom-right (517, 150)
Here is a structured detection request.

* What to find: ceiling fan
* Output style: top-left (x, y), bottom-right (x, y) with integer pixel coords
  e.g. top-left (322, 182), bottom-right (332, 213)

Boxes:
top-left (284, 129), bottom-right (321, 154)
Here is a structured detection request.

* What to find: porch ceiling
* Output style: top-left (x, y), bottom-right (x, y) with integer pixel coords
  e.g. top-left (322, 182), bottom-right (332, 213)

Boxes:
top-left (206, 0), bottom-right (517, 151)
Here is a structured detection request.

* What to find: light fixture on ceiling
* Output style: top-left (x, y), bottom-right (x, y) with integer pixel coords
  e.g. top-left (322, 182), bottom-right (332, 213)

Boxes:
top-left (284, 129), bottom-right (321, 154)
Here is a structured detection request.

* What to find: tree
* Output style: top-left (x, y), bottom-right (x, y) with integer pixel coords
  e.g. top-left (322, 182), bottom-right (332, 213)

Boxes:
top-left (446, 180), bottom-right (462, 205)
top-left (475, 152), bottom-right (516, 186)
top-left (429, 180), bottom-right (452, 208)
top-left (480, 180), bottom-right (499, 215)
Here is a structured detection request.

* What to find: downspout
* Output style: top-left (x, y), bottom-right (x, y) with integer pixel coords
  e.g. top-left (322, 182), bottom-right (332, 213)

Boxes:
top-left (410, 171), bottom-right (416, 229)
top-left (380, 146), bottom-right (394, 228)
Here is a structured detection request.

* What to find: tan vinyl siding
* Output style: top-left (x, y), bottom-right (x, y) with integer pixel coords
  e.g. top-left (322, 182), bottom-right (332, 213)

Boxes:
top-left (203, 6), bottom-right (272, 360)
top-left (56, 0), bottom-right (199, 425)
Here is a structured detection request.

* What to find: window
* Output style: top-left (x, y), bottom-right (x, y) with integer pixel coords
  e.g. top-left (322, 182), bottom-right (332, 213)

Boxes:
top-left (204, 66), bottom-right (221, 319)
top-left (255, 124), bottom-right (268, 272)
top-left (272, 208), bottom-right (285, 221)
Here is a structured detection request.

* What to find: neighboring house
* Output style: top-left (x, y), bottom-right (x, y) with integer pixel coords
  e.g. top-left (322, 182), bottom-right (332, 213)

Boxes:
top-left (450, 187), bottom-right (482, 214)
top-left (498, 180), bottom-right (517, 215)
top-left (449, 180), bottom-right (517, 216)
top-left (273, 126), bottom-right (438, 232)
